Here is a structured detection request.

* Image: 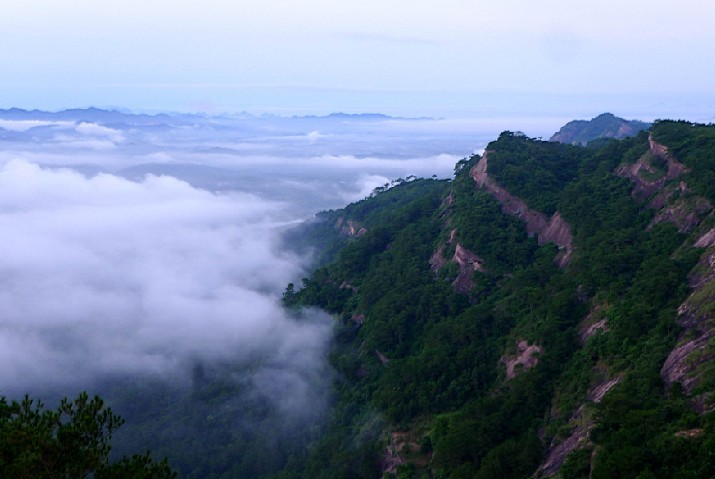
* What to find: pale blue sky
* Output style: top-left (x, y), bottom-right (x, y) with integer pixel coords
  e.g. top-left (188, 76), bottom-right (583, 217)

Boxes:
top-left (2, 0), bottom-right (714, 120)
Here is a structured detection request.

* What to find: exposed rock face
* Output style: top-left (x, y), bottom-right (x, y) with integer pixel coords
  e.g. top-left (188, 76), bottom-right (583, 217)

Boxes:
top-left (471, 152), bottom-right (574, 267)
top-left (382, 440), bottom-right (405, 475)
top-left (335, 217), bottom-right (367, 237)
top-left (429, 246), bottom-right (448, 272)
top-left (647, 181), bottom-right (687, 210)
top-left (441, 192), bottom-right (455, 209)
top-left (584, 319), bottom-right (607, 339)
top-left (430, 227), bottom-right (487, 295)
top-left (695, 227), bottom-right (715, 248)
top-left (648, 135), bottom-right (671, 159)
top-left (580, 319), bottom-right (608, 345)
top-left (651, 196), bottom-right (712, 233)
top-left (661, 332), bottom-right (713, 393)
top-left (578, 303), bottom-right (609, 344)
top-left (674, 428), bottom-right (704, 439)
top-left (542, 213), bottom-right (574, 267)
top-left (550, 113), bottom-right (651, 145)
top-left (616, 135), bottom-right (690, 201)
top-left (648, 136), bottom-right (690, 179)
top-left (588, 377), bottom-right (621, 403)
top-left (537, 376), bottom-right (620, 477)
top-left (376, 350), bottom-right (390, 365)
top-left (382, 430), bottom-right (430, 477)
top-left (348, 221), bottom-right (367, 238)
top-left (661, 247), bottom-right (715, 406)
top-left (617, 136), bottom-right (713, 234)
top-left (451, 243), bottom-right (486, 294)
top-left (502, 340), bottom-right (542, 379)
top-left (537, 418), bottom-right (591, 477)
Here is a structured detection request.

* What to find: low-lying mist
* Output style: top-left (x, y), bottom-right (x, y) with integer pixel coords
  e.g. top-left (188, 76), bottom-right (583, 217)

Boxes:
top-left (0, 159), bottom-right (330, 392)
top-left (0, 109), bottom-right (502, 474)
top-left (0, 158), bottom-right (335, 474)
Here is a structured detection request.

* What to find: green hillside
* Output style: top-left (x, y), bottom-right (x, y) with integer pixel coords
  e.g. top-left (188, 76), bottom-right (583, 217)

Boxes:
top-left (4, 119), bottom-right (713, 479)
top-left (283, 120), bottom-right (715, 478)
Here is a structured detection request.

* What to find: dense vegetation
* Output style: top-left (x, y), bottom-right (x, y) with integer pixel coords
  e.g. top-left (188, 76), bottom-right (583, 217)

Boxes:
top-left (4, 119), bottom-right (714, 478)
top-left (279, 121), bottom-right (715, 478)
top-left (651, 120), bottom-right (715, 203)
top-left (0, 392), bottom-right (175, 478)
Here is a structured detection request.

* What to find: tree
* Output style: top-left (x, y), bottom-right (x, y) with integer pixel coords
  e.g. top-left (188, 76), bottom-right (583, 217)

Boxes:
top-left (0, 392), bottom-right (175, 479)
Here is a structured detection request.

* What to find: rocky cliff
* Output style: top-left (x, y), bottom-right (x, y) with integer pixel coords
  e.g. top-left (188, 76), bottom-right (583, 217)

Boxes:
top-left (551, 112), bottom-right (651, 145)
top-left (471, 152), bottom-right (573, 266)
top-left (282, 120), bottom-right (715, 479)
top-left (661, 233), bottom-right (715, 411)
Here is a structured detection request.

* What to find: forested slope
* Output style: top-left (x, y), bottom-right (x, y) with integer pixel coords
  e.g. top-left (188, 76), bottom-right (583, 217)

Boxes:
top-left (4, 119), bottom-right (713, 479)
top-left (283, 120), bottom-right (715, 479)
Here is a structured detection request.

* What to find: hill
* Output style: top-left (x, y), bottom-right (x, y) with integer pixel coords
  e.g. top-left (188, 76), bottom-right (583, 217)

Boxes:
top-left (282, 120), bottom-right (715, 479)
top-left (19, 118), bottom-right (710, 479)
top-left (550, 112), bottom-right (651, 145)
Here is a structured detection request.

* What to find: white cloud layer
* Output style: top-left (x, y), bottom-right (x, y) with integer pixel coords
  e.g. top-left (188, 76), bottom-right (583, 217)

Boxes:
top-left (75, 122), bottom-right (125, 142)
top-left (0, 160), bottom-right (330, 395)
top-left (0, 119), bottom-right (73, 132)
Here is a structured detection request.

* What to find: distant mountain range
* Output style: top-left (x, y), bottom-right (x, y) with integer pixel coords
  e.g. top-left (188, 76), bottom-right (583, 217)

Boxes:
top-left (0, 107), bottom-right (432, 123)
top-left (550, 112), bottom-right (651, 145)
top-left (0, 107), bottom-right (176, 123)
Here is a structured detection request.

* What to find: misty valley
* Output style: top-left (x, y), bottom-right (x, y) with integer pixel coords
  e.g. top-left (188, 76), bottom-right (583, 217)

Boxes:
top-left (1, 110), bottom-right (714, 479)
top-left (0, 109), bottom-right (497, 478)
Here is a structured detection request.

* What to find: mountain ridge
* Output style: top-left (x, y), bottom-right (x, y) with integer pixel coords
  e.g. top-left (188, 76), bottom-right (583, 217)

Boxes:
top-left (0, 107), bottom-right (434, 123)
top-left (281, 119), bottom-right (715, 479)
top-left (7, 115), bottom-right (711, 479)
top-left (550, 112), bottom-right (651, 145)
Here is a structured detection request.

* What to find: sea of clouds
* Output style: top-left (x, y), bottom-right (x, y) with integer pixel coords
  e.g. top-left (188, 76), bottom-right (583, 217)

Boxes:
top-left (0, 110), bottom-right (505, 405)
top-left (0, 159), bottom-right (328, 389)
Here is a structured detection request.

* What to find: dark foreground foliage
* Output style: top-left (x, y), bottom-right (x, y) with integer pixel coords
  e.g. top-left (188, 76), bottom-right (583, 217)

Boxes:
top-left (0, 392), bottom-right (175, 479)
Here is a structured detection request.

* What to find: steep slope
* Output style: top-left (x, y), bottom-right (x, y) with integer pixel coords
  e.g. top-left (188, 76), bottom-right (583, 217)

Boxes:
top-left (661, 238), bottom-right (715, 408)
top-left (550, 112), bottom-right (651, 145)
top-left (280, 121), bottom-right (715, 479)
top-left (470, 149), bottom-right (573, 267)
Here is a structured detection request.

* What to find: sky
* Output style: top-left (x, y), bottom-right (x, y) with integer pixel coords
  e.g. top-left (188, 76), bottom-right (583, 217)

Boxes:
top-left (1, 0), bottom-right (714, 120)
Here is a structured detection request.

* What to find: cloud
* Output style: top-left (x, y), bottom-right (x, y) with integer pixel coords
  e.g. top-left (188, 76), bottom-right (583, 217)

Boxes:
top-left (0, 160), bottom-right (331, 401)
top-left (52, 134), bottom-right (119, 150)
top-left (75, 122), bottom-right (125, 142)
top-left (0, 113), bottom-right (494, 219)
top-left (304, 153), bottom-right (460, 177)
top-left (343, 173), bottom-right (391, 202)
top-left (0, 119), bottom-right (74, 132)
top-left (306, 130), bottom-right (321, 143)
top-left (0, 110), bottom-right (553, 469)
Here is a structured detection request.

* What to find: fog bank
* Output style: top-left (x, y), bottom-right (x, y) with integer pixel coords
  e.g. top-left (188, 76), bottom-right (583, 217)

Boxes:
top-left (0, 160), bottom-right (330, 396)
